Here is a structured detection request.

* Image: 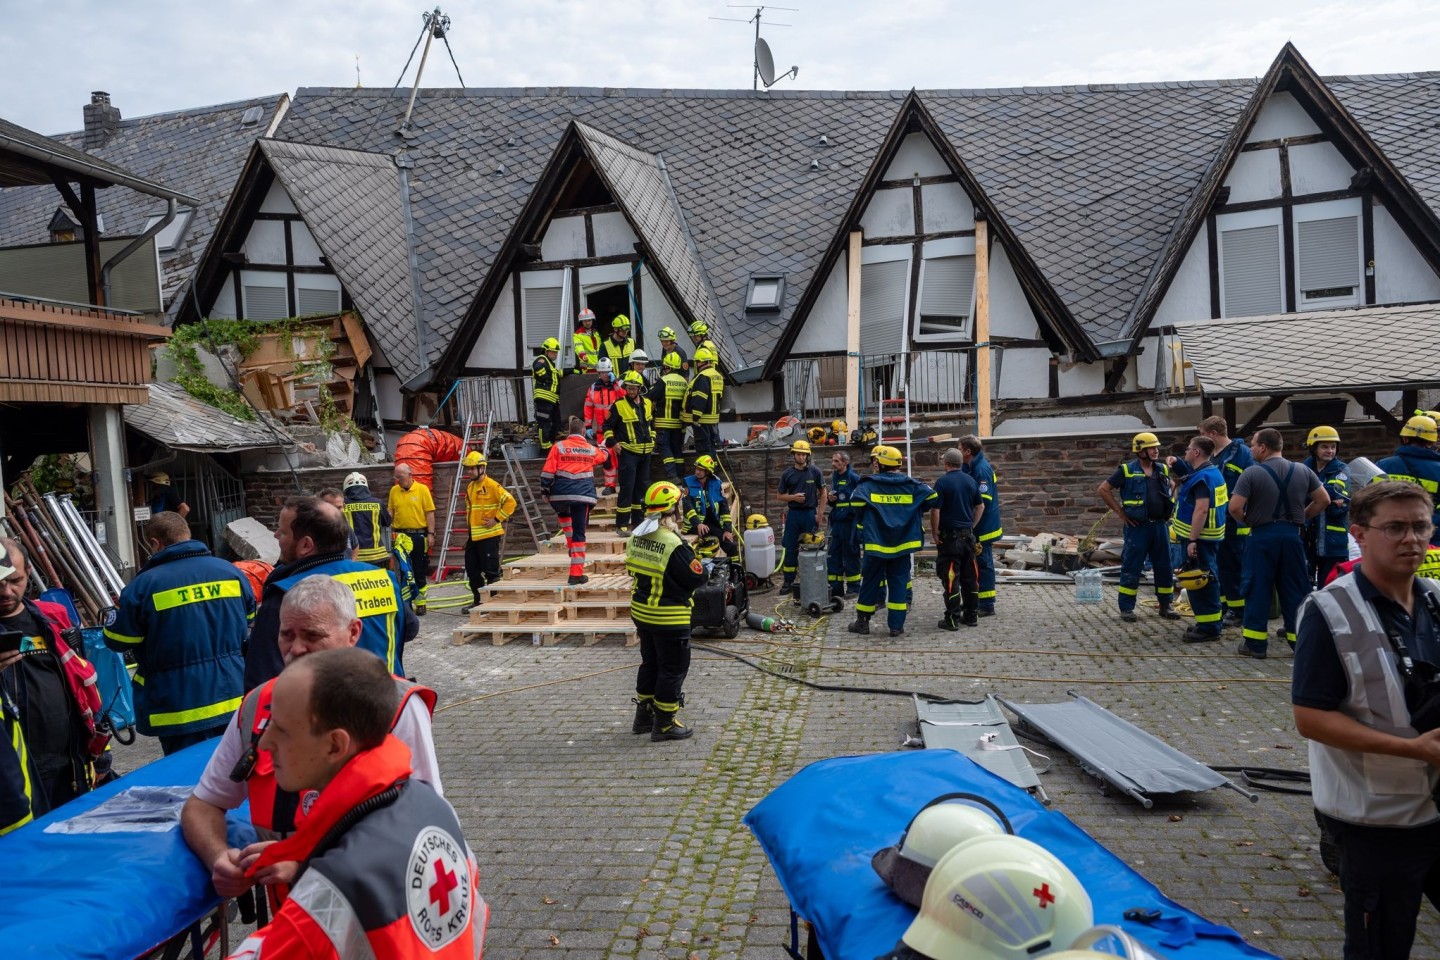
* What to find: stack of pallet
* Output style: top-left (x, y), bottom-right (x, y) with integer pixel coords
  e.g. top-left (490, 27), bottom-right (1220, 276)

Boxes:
top-left (450, 494), bottom-right (638, 647)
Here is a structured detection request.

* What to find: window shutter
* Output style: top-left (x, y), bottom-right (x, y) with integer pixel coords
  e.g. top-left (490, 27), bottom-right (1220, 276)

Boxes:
top-left (1298, 216), bottom-right (1360, 295)
top-left (296, 286), bottom-right (341, 317)
top-left (523, 286), bottom-right (564, 350)
top-left (917, 254), bottom-right (975, 336)
top-left (860, 258), bottom-right (908, 357)
top-left (243, 285), bottom-right (288, 321)
top-left (1220, 224), bottom-right (1282, 318)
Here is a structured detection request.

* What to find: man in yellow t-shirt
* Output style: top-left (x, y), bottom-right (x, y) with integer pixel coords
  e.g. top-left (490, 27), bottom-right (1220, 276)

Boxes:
top-left (387, 464), bottom-right (436, 614)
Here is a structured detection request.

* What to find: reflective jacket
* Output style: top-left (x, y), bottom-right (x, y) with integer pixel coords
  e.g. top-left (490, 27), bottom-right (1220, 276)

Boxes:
top-left (104, 541), bottom-right (253, 736)
top-left (600, 336), bottom-right (635, 369)
top-left (1173, 462), bottom-right (1228, 542)
top-left (584, 378), bottom-right (623, 436)
top-left (342, 487), bottom-right (391, 564)
top-left (683, 475), bottom-right (732, 533)
top-left (539, 434), bottom-right (607, 505)
top-left (963, 453), bottom-right (1003, 542)
top-left (828, 467), bottom-right (864, 525)
top-left (1113, 458), bottom-right (1174, 523)
top-left (852, 472), bottom-right (939, 556)
top-left (648, 372), bottom-right (688, 430)
top-left (1214, 438), bottom-right (1256, 535)
top-left (625, 527), bottom-right (706, 629)
top-left (531, 354), bottom-right (560, 404)
top-left (466, 475), bottom-right (516, 542)
top-left (604, 396), bottom-right (654, 454)
top-left (1376, 445), bottom-right (1440, 542)
top-left (571, 327), bottom-right (600, 373)
top-left (229, 736), bottom-right (485, 960)
top-left (1304, 456), bottom-right (1351, 558)
top-left (270, 561), bottom-right (407, 676)
top-left (683, 368), bottom-right (724, 425)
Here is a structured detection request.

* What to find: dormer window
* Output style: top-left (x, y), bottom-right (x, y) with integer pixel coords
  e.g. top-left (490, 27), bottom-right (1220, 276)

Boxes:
top-left (746, 275), bottom-right (785, 312)
top-left (144, 208), bottom-right (194, 253)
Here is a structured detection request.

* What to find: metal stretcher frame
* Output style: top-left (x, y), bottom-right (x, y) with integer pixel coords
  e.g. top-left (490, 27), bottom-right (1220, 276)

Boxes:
top-left (997, 691), bottom-right (1259, 808)
top-left (913, 694), bottom-right (1049, 804)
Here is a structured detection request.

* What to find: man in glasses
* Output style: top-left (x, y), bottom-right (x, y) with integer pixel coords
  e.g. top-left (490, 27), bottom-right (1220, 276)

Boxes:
top-left (1293, 481), bottom-right (1440, 960)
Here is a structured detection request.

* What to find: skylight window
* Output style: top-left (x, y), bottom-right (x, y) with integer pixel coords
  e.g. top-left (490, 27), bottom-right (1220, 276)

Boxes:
top-left (143, 208), bottom-right (194, 253)
top-left (746, 275), bottom-right (785, 312)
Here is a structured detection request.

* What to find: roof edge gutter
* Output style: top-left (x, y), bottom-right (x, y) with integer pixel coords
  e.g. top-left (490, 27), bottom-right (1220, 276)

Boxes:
top-left (0, 131), bottom-right (202, 206)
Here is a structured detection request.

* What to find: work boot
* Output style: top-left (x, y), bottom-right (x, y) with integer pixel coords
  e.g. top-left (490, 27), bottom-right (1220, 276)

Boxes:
top-left (961, 611), bottom-right (979, 627)
top-left (1182, 626), bottom-right (1220, 643)
top-left (889, 628), bottom-right (905, 638)
top-left (937, 617), bottom-right (959, 632)
top-left (630, 697), bottom-right (653, 734)
top-left (978, 608), bottom-right (995, 617)
top-left (568, 574), bottom-right (590, 586)
top-left (1236, 641), bottom-right (1267, 660)
top-left (1158, 605), bottom-right (1181, 621)
top-left (847, 615), bottom-right (871, 635)
top-left (602, 485), bottom-right (617, 496)
top-left (414, 601), bottom-right (427, 616)
top-left (651, 703), bottom-right (694, 742)
top-left (1120, 610), bottom-right (1138, 623)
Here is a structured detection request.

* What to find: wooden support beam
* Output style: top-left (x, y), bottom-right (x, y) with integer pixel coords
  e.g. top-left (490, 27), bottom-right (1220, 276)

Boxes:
top-left (1403, 389), bottom-right (1418, 418)
top-left (974, 218), bottom-right (992, 437)
top-left (79, 182), bottom-right (103, 306)
top-left (1202, 395), bottom-right (1214, 419)
top-left (1237, 394), bottom-right (1289, 438)
top-left (1223, 397), bottom-right (1237, 434)
top-left (844, 231), bottom-right (862, 438)
top-left (1352, 391), bottom-right (1402, 433)
top-left (1102, 356), bottom-right (1130, 394)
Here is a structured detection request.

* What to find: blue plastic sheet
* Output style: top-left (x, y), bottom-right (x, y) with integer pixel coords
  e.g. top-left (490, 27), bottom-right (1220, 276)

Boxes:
top-left (0, 739), bottom-right (256, 959)
top-left (744, 750), bottom-right (1280, 960)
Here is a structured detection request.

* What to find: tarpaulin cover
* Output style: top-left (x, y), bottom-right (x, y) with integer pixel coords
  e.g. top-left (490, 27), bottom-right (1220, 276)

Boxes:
top-left (744, 750), bottom-right (1280, 960)
top-left (0, 739), bottom-right (256, 959)
top-left (395, 427), bottom-right (465, 492)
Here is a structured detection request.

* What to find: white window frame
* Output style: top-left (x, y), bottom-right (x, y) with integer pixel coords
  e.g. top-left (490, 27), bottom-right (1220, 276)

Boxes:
top-left (1217, 208), bottom-right (1284, 319)
top-left (294, 274), bottom-right (343, 317)
top-left (912, 236), bottom-right (977, 343)
top-left (1294, 197), bottom-right (1363, 311)
top-left (859, 243), bottom-right (912, 357)
top-left (143, 208), bottom-right (193, 252)
top-left (240, 270), bottom-right (288, 321)
top-left (520, 269), bottom-right (568, 354)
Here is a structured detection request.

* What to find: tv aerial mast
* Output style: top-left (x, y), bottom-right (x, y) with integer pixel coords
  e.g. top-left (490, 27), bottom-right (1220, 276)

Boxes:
top-left (709, 5), bottom-right (800, 91)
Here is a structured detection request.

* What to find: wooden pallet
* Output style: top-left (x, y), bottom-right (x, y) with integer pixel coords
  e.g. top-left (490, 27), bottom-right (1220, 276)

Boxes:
top-left (539, 531), bottom-right (627, 555)
top-left (474, 578), bottom-right (571, 603)
top-left (451, 617), bottom-right (637, 647)
top-left (504, 553), bottom-right (627, 578)
top-left (467, 601), bottom-right (566, 626)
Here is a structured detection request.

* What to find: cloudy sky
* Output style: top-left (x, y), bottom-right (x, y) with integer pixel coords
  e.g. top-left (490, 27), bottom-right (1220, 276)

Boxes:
top-left (4, 0), bottom-right (1440, 134)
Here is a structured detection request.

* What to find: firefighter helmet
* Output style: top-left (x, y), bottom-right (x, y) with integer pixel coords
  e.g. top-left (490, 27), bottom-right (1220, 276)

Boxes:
top-left (578, 307), bottom-right (595, 323)
top-left (693, 346), bottom-right (717, 364)
top-left (629, 349), bottom-right (648, 364)
top-left (343, 471), bottom-right (368, 489)
top-left (658, 326), bottom-right (678, 341)
top-left (791, 439), bottom-right (812, 455)
top-left (1131, 432), bottom-right (1161, 453)
top-left (1174, 563), bottom-right (1211, 591)
top-left (831, 419), bottom-right (847, 436)
top-left (694, 454), bottom-right (718, 474)
top-left (689, 320), bottom-right (710, 337)
top-left (611, 314), bottom-right (631, 329)
top-left (1400, 415), bottom-right (1438, 443)
top-left (662, 352), bottom-right (683, 371)
top-left (807, 426), bottom-right (826, 443)
top-left (595, 357), bottom-right (613, 374)
top-left (1306, 425), bottom-right (1340, 447)
top-left (644, 481), bottom-right (683, 513)
top-left (694, 535), bottom-right (721, 558)
top-left (622, 371), bottom-right (645, 388)
top-left (541, 336), bottom-right (560, 351)
top-left (872, 445), bottom-right (904, 467)
top-left (873, 793), bottom-right (1013, 909)
top-left (462, 451), bottom-right (486, 468)
top-left (746, 513), bottom-right (768, 529)
top-left (149, 472), bottom-right (171, 485)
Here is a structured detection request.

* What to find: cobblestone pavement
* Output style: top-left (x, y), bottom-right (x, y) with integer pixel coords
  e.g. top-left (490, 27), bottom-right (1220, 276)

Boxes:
top-left (103, 574), bottom-right (1440, 959)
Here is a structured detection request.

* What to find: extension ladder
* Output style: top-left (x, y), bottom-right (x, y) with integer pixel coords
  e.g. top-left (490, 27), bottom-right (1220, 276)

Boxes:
top-left (500, 442), bottom-right (549, 547)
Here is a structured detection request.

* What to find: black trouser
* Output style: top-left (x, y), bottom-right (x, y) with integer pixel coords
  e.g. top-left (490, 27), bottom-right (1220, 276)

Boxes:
top-left (159, 724), bottom-right (225, 757)
top-left (635, 624), bottom-right (692, 706)
top-left (1316, 809), bottom-right (1440, 959)
top-left (534, 399), bottom-right (558, 449)
top-left (655, 428), bottom-right (686, 481)
top-left (398, 529), bottom-right (430, 591)
top-left (937, 527), bottom-right (979, 623)
top-left (465, 537), bottom-right (501, 601)
top-left (616, 449), bottom-right (651, 530)
top-left (692, 423), bottom-right (719, 459)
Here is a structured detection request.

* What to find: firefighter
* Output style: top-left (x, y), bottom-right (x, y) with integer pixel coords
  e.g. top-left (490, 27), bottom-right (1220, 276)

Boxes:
top-left (684, 454), bottom-right (736, 558)
top-left (958, 435), bottom-right (1003, 616)
top-left (687, 319), bottom-right (715, 357)
top-left (462, 452), bottom-right (516, 607)
top-left (340, 472), bottom-right (391, 568)
top-left (1098, 432), bottom-right (1178, 623)
top-left (583, 358), bottom-right (624, 494)
top-left (572, 307), bottom-right (600, 374)
top-left (648, 355), bottom-right (689, 482)
top-left (540, 417), bottom-right (610, 586)
top-left (826, 450), bottom-right (863, 598)
top-left (1375, 414), bottom-right (1440, 546)
top-left (684, 346), bottom-right (724, 459)
top-left (600, 314), bottom-right (635, 369)
top-left (627, 348), bottom-right (652, 385)
top-left (1302, 425), bottom-right (1351, 588)
top-left (658, 326), bottom-right (688, 375)
top-left (848, 446), bottom-right (939, 638)
top-left (531, 336), bottom-right (562, 450)
top-left (776, 440), bottom-right (824, 598)
top-left (604, 372), bottom-right (656, 534)
top-left (1198, 415), bottom-right (1255, 626)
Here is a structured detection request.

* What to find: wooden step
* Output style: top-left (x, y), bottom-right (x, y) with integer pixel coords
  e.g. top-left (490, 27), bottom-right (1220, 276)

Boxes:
top-left (451, 617), bottom-right (638, 647)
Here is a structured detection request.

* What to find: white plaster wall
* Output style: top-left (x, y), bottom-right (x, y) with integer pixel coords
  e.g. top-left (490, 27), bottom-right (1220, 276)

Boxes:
top-left (541, 216), bottom-right (587, 261)
top-left (593, 212), bottom-right (638, 257)
top-left (921, 182), bottom-right (974, 233)
top-left (790, 258), bottom-right (849, 354)
top-left (466, 276), bottom-right (518, 368)
top-left (1246, 92), bottom-right (1321, 143)
top-left (988, 243), bottom-right (1043, 340)
top-left (1374, 202), bottom-right (1440, 303)
top-left (374, 373), bottom-right (404, 422)
top-left (1224, 150), bottom-right (1282, 204)
top-left (883, 133), bottom-right (949, 179)
top-left (1290, 141), bottom-right (1354, 195)
top-left (1135, 333), bottom-right (1161, 391)
top-left (210, 277), bottom-right (236, 319)
top-left (997, 347), bottom-right (1050, 399)
top-left (1152, 232), bottom-right (1211, 325)
top-left (258, 181), bottom-right (298, 215)
top-left (290, 221), bottom-right (325, 266)
top-left (638, 268), bottom-right (680, 360)
top-left (1057, 359), bottom-right (1107, 397)
top-left (242, 221), bottom-right (287, 264)
top-left (860, 188), bottom-right (915, 238)
top-left (728, 381), bottom-right (773, 416)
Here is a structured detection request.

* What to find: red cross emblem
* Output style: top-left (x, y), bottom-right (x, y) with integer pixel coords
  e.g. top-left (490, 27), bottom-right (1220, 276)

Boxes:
top-left (1033, 883), bottom-right (1055, 908)
top-left (429, 860), bottom-right (460, 914)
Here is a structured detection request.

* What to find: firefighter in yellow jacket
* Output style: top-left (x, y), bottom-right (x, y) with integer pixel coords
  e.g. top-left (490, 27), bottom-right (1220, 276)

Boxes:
top-left (462, 451), bottom-right (516, 606)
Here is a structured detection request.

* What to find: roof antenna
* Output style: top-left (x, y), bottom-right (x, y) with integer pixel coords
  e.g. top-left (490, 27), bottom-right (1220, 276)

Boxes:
top-left (709, 6), bottom-right (800, 90)
top-left (397, 7), bottom-right (453, 137)
top-left (355, 54), bottom-right (362, 88)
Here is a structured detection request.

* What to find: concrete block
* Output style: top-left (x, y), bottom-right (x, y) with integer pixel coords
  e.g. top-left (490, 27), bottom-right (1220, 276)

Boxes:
top-left (225, 516), bottom-right (280, 563)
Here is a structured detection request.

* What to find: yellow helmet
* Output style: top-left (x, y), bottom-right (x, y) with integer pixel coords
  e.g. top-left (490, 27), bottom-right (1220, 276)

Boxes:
top-left (462, 451), bottom-right (486, 467)
top-left (688, 320), bottom-right (709, 337)
top-left (694, 454), bottom-right (718, 474)
top-left (746, 513), bottom-right (768, 529)
top-left (541, 336), bottom-right (560, 351)
top-left (1131, 432), bottom-right (1161, 453)
top-left (872, 445), bottom-right (903, 467)
top-left (694, 535), bottom-right (721, 557)
top-left (693, 346), bottom-right (717, 364)
top-left (622, 371), bottom-right (646, 388)
top-left (790, 439), bottom-right (812, 455)
top-left (658, 326), bottom-right (677, 341)
top-left (644, 481), bottom-right (683, 513)
top-left (1306, 425), bottom-right (1341, 446)
top-left (662, 351), bottom-right (683, 370)
top-left (1419, 408), bottom-right (1440, 422)
top-left (807, 426), bottom-right (826, 443)
top-left (1401, 415), bottom-right (1439, 443)
top-left (1174, 564), bottom-right (1211, 591)
top-left (830, 419), bottom-right (847, 435)
top-left (611, 314), bottom-right (631, 329)
top-left (149, 472), bottom-right (171, 485)
top-left (799, 532), bottom-right (825, 546)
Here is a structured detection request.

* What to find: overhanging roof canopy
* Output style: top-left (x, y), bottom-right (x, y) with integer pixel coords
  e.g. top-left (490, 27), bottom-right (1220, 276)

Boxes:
top-left (0, 116), bottom-right (201, 205)
top-left (1172, 303), bottom-right (1440, 398)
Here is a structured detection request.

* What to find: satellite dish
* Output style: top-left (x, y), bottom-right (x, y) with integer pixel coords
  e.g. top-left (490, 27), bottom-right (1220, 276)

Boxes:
top-left (755, 37), bottom-right (776, 88)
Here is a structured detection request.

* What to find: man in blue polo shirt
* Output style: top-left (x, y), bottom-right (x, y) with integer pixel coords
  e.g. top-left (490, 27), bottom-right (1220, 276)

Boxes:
top-left (931, 449), bottom-right (983, 630)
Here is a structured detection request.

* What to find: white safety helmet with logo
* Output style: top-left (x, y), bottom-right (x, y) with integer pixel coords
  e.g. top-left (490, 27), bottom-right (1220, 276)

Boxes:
top-left (343, 472), bottom-right (368, 489)
top-left (596, 357), bottom-right (613, 375)
top-left (900, 834), bottom-right (1093, 960)
top-left (872, 792), bottom-right (1013, 907)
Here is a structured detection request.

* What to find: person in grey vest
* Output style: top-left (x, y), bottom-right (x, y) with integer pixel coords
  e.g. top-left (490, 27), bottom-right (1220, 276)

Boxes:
top-left (1293, 481), bottom-right (1440, 959)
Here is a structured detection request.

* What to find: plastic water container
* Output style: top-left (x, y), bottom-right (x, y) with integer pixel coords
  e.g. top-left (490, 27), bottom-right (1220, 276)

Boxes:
top-left (744, 526), bottom-right (777, 580)
top-left (1074, 568), bottom-right (1103, 604)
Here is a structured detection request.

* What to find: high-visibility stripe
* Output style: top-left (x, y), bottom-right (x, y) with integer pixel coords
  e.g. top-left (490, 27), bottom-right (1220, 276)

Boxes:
top-left (1326, 525), bottom-right (1347, 533)
top-left (978, 529), bottom-right (1002, 543)
top-left (886, 601), bottom-right (908, 611)
top-left (1242, 628), bottom-right (1269, 642)
top-left (103, 628), bottom-right (143, 644)
top-left (978, 589), bottom-right (997, 599)
top-left (864, 540), bottom-right (922, 555)
top-left (1, 723), bottom-right (34, 836)
top-left (1236, 526), bottom-right (1251, 536)
top-left (149, 695), bottom-right (244, 729)
top-left (1156, 586), bottom-right (1174, 595)
top-left (287, 868), bottom-right (375, 960)
top-left (1195, 612), bottom-right (1222, 624)
top-left (1117, 585), bottom-right (1138, 597)
top-left (855, 601), bottom-right (877, 614)
top-left (152, 579), bottom-right (243, 611)
top-left (1225, 598), bottom-right (1245, 609)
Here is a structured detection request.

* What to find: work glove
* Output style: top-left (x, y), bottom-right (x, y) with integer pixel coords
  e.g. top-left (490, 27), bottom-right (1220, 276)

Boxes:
top-left (974, 539), bottom-right (984, 557)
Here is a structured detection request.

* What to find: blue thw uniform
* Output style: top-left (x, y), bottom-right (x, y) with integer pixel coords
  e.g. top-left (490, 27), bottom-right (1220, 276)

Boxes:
top-left (964, 451), bottom-right (1003, 613)
top-left (778, 461), bottom-right (824, 593)
top-left (1173, 461), bottom-right (1227, 637)
top-left (934, 468), bottom-right (983, 627)
top-left (1376, 445), bottom-right (1440, 546)
top-left (1235, 458), bottom-right (1323, 654)
top-left (269, 560), bottom-right (410, 677)
top-left (683, 473), bottom-right (735, 557)
top-left (827, 464), bottom-right (864, 597)
top-left (1213, 437), bottom-right (1255, 617)
top-left (104, 541), bottom-right (254, 743)
top-left (1304, 456), bottom-right (1350, 587)
top-left (1106, 459), bottom-right (1176, 615)
top-left (342, 486), bottom-right (392, 566)
top-left (851, 473), bottom-right (939, 633)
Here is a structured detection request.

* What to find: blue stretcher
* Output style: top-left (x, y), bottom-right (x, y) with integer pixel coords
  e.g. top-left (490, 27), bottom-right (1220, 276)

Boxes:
top-left (0, 739), bottom-right (256, 959)
top-left (744, 750), bottom-right (1281, 960)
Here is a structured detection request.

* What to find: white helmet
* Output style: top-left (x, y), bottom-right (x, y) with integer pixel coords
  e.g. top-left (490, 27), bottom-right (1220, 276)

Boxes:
top-left (1064, 926), bottom-right (1170, 958)
top-left (343, 472), bottom-right (368, 489)
top-left (596, 357), bottom-right (613, 374)
top-left (873, 793), bottom-right (1011, 907)
top-left (630, 349), bottom-right (649, 363)
top-left (901, 835), bottom-right (1093, 960)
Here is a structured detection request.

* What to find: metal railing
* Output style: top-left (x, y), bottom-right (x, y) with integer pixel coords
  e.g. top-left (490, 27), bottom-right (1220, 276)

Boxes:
top-left (440, 375), bottom-right (532, 427)
top-left (1152, 330), bottom-right (1199, 401)
top-left (782, 346), bottom-right (997, 426)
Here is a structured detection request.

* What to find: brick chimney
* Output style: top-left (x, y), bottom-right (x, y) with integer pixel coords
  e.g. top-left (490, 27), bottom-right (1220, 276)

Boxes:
top-left (82, 91), bottom-right (121, 148)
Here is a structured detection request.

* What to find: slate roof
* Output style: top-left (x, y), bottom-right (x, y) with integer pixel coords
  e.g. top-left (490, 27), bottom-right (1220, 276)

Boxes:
top-left (1173, 303), bottom-right (1440, 397)
top-left (0, 116), bottom-right (200, 201)
top-left (0, 95), bottom-right (286, 315)
top-left (258, 140), bottom-right (422, 378)
top-left (124, 381), bottom-right (293, 451)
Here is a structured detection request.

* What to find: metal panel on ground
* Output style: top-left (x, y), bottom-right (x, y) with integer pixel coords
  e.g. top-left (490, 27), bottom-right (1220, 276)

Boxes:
top-left (914, 695), bottom-right (1048, 803)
